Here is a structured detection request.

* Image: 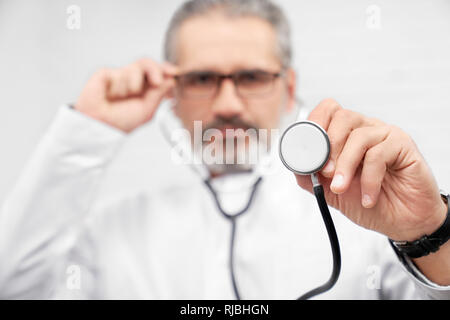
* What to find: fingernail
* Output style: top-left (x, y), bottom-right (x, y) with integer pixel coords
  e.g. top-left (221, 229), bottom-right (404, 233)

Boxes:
top-left (322, 160), bottom-right (335, 174)
top-left (330, 174), bottom-right (344, 192)
top-left (362, 194), bottom-right (372, 208)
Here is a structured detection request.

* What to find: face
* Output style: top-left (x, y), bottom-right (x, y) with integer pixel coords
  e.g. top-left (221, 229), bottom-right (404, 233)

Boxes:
top-left (171, 11), bottom-right (296, 172)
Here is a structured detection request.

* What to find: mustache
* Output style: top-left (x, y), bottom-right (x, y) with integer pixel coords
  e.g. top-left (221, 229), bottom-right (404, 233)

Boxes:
top-left (203, 116), bottom-right (259, 133)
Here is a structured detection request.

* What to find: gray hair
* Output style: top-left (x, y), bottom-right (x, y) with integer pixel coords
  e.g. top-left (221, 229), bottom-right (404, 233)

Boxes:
top-left (163, 0), bottom-right (292, 68)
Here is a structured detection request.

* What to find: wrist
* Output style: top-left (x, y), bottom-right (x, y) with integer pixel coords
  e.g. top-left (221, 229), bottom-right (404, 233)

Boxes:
top-left (412, 238), bottom-right (450, 286)
top-left (391, 191), bottom-right (450, 259)
top-left (411, 196), bottom-right (448, 241)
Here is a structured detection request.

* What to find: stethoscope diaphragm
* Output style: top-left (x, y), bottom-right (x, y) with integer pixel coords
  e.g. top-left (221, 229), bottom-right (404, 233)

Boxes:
top-left (279, 121), bottom-right (331, 175)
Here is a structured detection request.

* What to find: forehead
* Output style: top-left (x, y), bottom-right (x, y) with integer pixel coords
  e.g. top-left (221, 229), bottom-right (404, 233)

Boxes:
top-left (175, 11), bottom-right (281, 73)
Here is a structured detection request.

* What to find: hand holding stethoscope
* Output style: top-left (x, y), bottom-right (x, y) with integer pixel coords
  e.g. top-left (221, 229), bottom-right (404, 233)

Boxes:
top-left (291, 99), bottom-right (447, 245)
top-left (283, 98), bottom-right (448, 291)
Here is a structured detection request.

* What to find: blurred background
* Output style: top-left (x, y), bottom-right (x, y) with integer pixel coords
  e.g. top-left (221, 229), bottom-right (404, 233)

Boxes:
top-left (0, 0), bottom-right (449, 205)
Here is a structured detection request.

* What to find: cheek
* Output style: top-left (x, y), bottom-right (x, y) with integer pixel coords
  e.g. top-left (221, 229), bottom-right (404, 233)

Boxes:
top-left (175, 100), bottom-right (212, 132)
top-left (248, 94), bottom-right (284, 129)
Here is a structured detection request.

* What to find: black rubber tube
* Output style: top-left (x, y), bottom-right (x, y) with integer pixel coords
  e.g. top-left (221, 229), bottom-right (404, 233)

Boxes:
top-left (297, 184), bottom-right (341, 300)
top-left (203, 177), bottom-right (263, 300)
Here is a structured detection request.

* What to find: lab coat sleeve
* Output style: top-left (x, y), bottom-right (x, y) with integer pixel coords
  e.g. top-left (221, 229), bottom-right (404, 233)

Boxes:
top-left (390, 242), bottom-right (450, 299)
top-left (0, 105), bottom-right (126, 299)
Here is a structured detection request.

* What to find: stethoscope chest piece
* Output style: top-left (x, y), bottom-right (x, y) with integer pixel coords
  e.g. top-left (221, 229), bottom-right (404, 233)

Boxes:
top-left (278, 120), bottom-right (341, 300)
top-left (279, 121), bottom-right (330, 175)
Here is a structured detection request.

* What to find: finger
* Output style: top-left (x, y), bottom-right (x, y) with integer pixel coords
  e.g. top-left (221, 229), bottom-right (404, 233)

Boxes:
top-left (161, 62), bottom-right (179, 77)
top-left (321, 109), bottom-right (377, 178)
top-left (160, 62), bottom-right (179, 99)
top-left (107, 69), bottom-right (128, 99)
top-left (360, 128), bottom-right (410, 208)
top-left (307, 98), bottom-right (343, 131)
top-left (359, 142), bottom-right (388, 208)
top-left (330, 125), bottom-right (391, 195)
top-left (136, 58), bottom-right (164, 86)
top-left (90, 67), bottom-right (113, 95)
top-left (126, 64), bottom-right (145, 95)
top-left (140, 77), bottom-right (176, 122)
top-left (75, 68), bottom-right (113, 111)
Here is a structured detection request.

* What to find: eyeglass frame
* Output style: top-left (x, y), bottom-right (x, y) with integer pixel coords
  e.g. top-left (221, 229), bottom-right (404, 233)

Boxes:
top-left (173, 69), bottom-right (286, 99)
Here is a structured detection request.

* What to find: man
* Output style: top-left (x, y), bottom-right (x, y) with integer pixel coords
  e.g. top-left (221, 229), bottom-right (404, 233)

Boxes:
top-left (0, 0), bottom-right (448, 299)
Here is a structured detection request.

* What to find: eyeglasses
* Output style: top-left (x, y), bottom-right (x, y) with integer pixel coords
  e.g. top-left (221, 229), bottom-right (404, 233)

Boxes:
top-left (174, 69), bottom-right (283, 99)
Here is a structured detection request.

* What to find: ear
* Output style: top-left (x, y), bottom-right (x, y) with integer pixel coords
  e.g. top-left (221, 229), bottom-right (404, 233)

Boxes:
top-left (284, 68), bottom-right (297, 112)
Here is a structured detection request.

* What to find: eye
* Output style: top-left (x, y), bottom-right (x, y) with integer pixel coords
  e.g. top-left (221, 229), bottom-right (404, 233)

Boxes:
top-left (187, 72), bottom-right (216, 86)
top-left (238, 72), bottom-right (258, 83)
top-left (238, 71), bottom-right (271, 86)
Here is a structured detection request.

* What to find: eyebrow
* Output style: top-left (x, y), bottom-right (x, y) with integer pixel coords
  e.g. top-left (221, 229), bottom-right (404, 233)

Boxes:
top-left (180, 68), bottom-right (275, 75)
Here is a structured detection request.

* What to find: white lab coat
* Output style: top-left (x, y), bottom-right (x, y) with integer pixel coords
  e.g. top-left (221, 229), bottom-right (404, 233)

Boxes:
top-left (0, 106), bottom-right (449, 299)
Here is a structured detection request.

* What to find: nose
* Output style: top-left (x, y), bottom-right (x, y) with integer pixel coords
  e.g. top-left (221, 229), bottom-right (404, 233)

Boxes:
top-left (210, 78), bottom-right (245, 119)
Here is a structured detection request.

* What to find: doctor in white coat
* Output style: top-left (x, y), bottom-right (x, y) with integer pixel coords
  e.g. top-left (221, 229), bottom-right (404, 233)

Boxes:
top-left (0, 0), bottom-right (449, 299)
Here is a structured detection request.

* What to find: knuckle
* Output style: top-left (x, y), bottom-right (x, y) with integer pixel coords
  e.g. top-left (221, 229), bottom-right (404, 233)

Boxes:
top-left (137, 58), bottom-right (160, 73)
top-left (349, 126), bottom-right (366, 139)
top-left (319, 97), bottom-right (339, 107)
top-left (365, 147), bottom-right (383, 163)
top-left (388, 124), bottom-right (404, 136)
top-left (94, 67), bottom-right (111, 79)
top-left (389, 125), bottom-right (415, 145)
top-left (310, 98), bottom-right (342, 121)
top-left (317, 98), bottom-right (342, 113)
top-left (136, 57), bottom-right (154, 65)
top-left (125, 63), bottom-right (138, 73)
top-left (366, 117), bottom-right (384, 126)
top-left (344, 128), bottom-right (366, 150)
top-left (386, 124), bottom-right (402, 137)
top-left (109, 70), bottom-right (122, 83)
top-left (334, 108), bottom-right (350, 119)
top-left (336, 108), bottom-right (361, 124)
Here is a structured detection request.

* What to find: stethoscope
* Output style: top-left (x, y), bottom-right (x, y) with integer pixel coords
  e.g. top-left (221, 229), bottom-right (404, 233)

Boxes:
top-left (279, 120), bottom-right (341, 299)
top-left (157, 100), bottom-right (341, 300)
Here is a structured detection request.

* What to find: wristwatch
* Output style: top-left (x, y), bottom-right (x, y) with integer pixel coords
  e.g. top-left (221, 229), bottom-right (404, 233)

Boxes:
top-left (390, 190), bottom-right (450, 259)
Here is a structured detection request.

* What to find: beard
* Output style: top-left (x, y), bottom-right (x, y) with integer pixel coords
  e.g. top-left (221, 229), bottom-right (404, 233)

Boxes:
top-left (197, 116), bottom-right (269, 176)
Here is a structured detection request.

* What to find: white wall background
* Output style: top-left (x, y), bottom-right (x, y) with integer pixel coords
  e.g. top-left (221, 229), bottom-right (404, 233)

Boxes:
top-left (0, 0), bottom-right (449, 205)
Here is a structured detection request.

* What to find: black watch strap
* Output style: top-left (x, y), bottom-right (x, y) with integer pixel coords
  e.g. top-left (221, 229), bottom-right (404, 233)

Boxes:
top-left (391, 191), bottom-right (450, 259)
